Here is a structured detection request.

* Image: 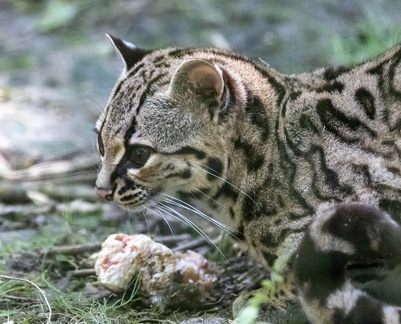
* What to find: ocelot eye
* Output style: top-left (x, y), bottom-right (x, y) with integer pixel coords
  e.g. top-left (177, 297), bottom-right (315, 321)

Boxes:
top-left (131, 146), bottom-right (151, 167)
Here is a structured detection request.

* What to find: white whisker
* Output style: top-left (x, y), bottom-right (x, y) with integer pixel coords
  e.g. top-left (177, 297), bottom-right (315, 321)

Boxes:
top-left (157, 202), bottom-right (227, 260)
top-left (157, 203), bottom-right (209, 240)
top-left (143, 210), bottom-right (151, 234)
top-left (191, 161), bottom-right (255, 202)
top-left (160, 193), bottom-right (238, 237)
top-left (144, 205), bottom-right (176, 237)
top-left (188, 184), bottom-right (223, 207)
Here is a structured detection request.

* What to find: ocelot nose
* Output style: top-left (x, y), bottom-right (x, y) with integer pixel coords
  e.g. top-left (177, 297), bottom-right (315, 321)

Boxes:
top-left (95, 186), bottom-right (114, 201)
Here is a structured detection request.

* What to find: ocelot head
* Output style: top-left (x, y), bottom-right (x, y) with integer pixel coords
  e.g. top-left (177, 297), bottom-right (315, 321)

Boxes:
top-left (94, 35), bottom-right (244, 210)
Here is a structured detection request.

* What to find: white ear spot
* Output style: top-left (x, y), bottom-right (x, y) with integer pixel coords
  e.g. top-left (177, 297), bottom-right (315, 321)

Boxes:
top-left (122, 39), bottom-right (137, 50)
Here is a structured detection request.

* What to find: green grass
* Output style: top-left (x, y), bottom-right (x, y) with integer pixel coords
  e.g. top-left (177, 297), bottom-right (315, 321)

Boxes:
top-left (0, 263), bottom-right (145, 324)
top-left (0, 205), bottom-right (143, 324)
top-left (234, 280), bottom-right (273, 324)
top-left (0, 202), bottom-right (202, 323)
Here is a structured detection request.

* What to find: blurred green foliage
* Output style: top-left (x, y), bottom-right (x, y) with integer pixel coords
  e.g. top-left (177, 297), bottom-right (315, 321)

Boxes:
top-left (37, 0), bottom-right (78, 32)
top-left (6, 0), bottom-right (401, 73)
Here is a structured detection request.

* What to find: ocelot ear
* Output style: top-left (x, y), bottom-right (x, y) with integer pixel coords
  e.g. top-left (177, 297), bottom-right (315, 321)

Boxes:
top-left (106, 34), bottom-right (152, 72)
top-left (168, 59), bottom-right (227, 122)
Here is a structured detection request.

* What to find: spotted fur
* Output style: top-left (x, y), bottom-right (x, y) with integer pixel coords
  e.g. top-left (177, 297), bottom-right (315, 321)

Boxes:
top-left (95, 34), bottom-right (401, 323)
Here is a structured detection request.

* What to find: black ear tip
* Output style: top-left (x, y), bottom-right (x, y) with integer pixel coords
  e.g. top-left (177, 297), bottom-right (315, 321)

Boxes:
top-left (106, 33), bottom-right (121, 45)
top-left (105, 34), bottom-right (151, 70)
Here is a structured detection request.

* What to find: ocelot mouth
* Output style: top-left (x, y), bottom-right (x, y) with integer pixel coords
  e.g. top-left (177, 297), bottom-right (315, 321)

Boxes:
top-left (113, 179), bottom-right (150, 207)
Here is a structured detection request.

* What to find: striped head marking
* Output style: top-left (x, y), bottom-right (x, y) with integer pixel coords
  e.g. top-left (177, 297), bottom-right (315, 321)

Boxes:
top-left (95, 35), bottom-right (240, 210)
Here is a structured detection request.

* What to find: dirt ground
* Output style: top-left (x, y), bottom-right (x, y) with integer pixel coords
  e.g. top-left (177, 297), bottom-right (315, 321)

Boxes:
top-left (1, 0), bottom-right (400, 323)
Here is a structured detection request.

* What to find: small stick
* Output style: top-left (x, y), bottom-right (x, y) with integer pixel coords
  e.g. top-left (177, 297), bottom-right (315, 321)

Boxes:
top-left (67, 269), bottom-right (96, 277)
top-left (173, 237), bottom-right (208, 252)
top-left (42, 243), bottom-right (101, 256)
top-left (138, 319), bottom-right (175, 323)
top-left (153, 233), bottom-right (191, 244)
top-left (1, 294), bottom-right (41, 304)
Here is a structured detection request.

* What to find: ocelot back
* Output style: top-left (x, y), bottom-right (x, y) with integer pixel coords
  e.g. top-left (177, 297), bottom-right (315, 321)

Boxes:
top-left (95, 34), bottom-right (401, 324)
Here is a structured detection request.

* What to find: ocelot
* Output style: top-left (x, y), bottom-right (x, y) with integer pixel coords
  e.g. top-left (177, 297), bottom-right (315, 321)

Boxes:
top-left (94, 34), bottom-right (401, 324)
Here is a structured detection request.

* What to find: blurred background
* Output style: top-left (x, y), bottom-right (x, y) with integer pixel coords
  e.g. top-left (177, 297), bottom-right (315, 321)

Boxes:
top-left (0, 0), bottom-right (400, 322)
top-left (1, 0), bottom-right (400, 175)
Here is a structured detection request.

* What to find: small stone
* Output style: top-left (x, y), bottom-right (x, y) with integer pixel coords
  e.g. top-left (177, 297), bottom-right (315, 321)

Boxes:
top-left (56, 199), bottom-right (101, 213)
top-left (26, 190), bottom-right (52, 205)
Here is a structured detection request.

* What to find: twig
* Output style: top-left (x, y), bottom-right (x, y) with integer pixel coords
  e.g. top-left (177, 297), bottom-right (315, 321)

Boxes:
top-left (138, 319), bottom-right (175, 323)
top-left (41, 235), bottom-right (190, 257)
top-left (1, 154), bottom-right (96, 182)
top-left (42, 243), bottom-right (101, 256)
top-left (67, 269), bottom-right (96, 277)
top-left (0, 294), bottom-right (41, 304)
top-left (153, 233), bottom-right (191, 244)
top-left (173, 237), bottom-right (208, 252)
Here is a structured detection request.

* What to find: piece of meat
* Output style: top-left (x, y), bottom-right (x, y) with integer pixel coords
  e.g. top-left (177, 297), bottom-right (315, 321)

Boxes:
top-left (95, 233), bottom-right (217, 310)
